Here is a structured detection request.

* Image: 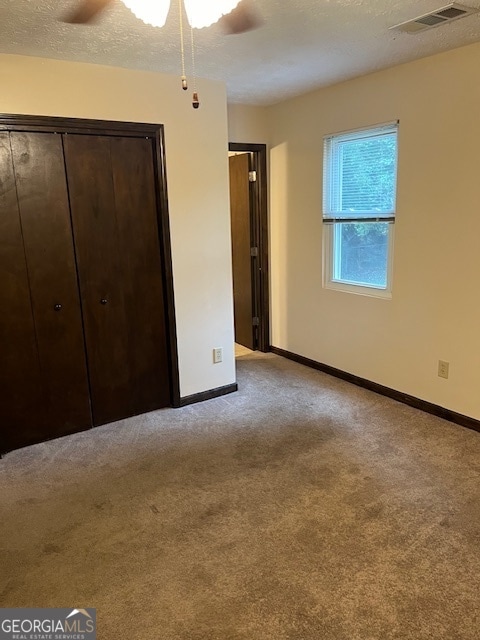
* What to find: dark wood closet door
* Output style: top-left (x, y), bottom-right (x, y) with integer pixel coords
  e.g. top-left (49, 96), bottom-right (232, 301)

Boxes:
top-left (110, 137), bottom-right (170, 414)
top-left (63, 134), bottom-right (171, 426)
top-left (0, 133), bottom-right (45, 452)
top-left (0, 132), bottom-right (91, 452)
top-left (10, 132), bottom-right (92, 440)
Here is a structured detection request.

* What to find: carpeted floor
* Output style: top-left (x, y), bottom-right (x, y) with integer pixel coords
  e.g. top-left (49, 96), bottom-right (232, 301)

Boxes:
top-left (1, 351), bottom-right (479, 639)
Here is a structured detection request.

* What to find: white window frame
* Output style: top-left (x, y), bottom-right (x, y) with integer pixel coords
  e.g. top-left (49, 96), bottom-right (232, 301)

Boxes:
top-left (323, 223), bottom-right (395, 298)
top-left (322, 122), bottom-right (398, 299)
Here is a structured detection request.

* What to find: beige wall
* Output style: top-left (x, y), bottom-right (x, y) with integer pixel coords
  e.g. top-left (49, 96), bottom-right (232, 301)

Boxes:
top-left (227, 104), bottom-right (270, 143)
top-left (0, 54), bottom-right (236, 398)
top-left (265, 41), bottom-right (480, 420)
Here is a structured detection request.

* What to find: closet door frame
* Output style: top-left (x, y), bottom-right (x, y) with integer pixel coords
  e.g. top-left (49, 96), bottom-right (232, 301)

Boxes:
top-left (0, 114), bottom-right (180, 406)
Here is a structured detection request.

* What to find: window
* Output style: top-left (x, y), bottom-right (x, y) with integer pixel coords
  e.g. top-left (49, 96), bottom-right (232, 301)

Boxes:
top-left (323, 122), bottom-right (398, 297)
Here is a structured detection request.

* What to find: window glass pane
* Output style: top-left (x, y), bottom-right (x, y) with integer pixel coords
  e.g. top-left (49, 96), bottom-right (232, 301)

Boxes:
top-left (333, 222), bottom-right (389, 288)
top-left (339, 133), bottom-right (397, 215)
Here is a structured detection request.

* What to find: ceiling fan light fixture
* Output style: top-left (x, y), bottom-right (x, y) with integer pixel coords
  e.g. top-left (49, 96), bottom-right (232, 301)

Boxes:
top-left (183, 0), bottom-right (241, 28)
top-left (120, 0), bottom-right (170, 27)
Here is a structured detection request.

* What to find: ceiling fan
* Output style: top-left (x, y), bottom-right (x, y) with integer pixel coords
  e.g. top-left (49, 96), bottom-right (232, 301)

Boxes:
top-left (62, 0), bottom-right (260, 35)
top-left (61, 0), bottom-right (260, 109)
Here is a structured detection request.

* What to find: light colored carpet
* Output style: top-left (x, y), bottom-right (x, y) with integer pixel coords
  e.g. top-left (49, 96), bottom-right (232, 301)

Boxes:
top-left (1, 351), bottom-right (479, 639)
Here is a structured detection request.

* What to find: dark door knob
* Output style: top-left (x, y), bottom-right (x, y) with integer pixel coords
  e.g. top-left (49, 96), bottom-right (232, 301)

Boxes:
top-left (100, 299), bottom-right (108, 305)
top-left (54, 304), bottom-right (62, 311)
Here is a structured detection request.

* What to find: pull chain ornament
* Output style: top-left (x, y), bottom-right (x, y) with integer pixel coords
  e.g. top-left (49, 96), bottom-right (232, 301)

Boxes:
top-left (190, 25), bottom-right (200, 108)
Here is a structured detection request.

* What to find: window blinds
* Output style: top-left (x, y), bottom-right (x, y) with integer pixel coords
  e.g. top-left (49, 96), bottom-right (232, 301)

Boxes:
top-left (323, 122), bottom-right (398, 223)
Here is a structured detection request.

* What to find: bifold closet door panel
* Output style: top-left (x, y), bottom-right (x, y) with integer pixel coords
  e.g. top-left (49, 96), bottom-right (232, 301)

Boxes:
top-left (110, 136), bottom-right (170, 413)
top-left (0, 133), bottom-right (46, 451)
top-left (63, 134), bottom-right (131, 426)
top-left (63, 134), bottom-right (171, 425)
top-left (10, 132), bottom-right (92, 437)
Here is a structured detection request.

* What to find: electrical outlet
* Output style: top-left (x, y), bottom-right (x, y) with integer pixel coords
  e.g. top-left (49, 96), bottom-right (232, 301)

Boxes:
top-left (213, 347), bottom-right (223, 364)
top-left (438, 360), bottom-right (449, 379)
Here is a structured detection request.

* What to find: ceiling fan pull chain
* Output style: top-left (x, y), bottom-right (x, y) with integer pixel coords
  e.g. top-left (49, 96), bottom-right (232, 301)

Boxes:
top-left (190, 25), bottom-right (200, 109)
top-left (178, 0), bottom-right (188, 90)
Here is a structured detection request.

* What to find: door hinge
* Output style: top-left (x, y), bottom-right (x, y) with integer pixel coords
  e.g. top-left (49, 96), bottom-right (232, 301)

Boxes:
top-left (252, 317), bottom-right (260, 326)
top-left (248, 170), bottom-right (257, 182)
top-left (250, 246), bottom-right (258, 257)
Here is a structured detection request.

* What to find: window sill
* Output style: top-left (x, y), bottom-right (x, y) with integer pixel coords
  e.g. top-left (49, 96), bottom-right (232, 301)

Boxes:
top-left (324, 280), bottom-right (392, 299)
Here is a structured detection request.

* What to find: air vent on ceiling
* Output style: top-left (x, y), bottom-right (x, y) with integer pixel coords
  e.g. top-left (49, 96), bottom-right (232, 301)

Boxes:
top-left (389, 2), bottom-right (479, 34)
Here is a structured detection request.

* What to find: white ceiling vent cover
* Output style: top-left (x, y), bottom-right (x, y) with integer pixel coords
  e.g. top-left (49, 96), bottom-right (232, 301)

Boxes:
top-left (390, 3), bottom-right (479, 34)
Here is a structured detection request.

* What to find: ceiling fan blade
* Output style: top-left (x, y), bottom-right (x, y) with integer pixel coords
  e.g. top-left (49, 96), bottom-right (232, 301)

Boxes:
top-left (219, 0), bottom-right (262, 34)
top-left (61, 0), bottom-right (115, 24)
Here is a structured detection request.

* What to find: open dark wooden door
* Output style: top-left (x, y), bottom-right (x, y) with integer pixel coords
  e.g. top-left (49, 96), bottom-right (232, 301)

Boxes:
top-left (229, 153), bottom-right (255, 350)
top-left (63, 134), bottom-right (171, 426)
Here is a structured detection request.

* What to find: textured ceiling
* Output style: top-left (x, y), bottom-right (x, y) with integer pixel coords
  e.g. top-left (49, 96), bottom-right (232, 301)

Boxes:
top-left (1, 0), bottom-right (480, 105)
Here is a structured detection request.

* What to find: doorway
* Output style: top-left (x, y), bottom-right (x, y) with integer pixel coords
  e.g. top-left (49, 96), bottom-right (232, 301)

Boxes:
top-left (228, 142), bottom-right (269, 352)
